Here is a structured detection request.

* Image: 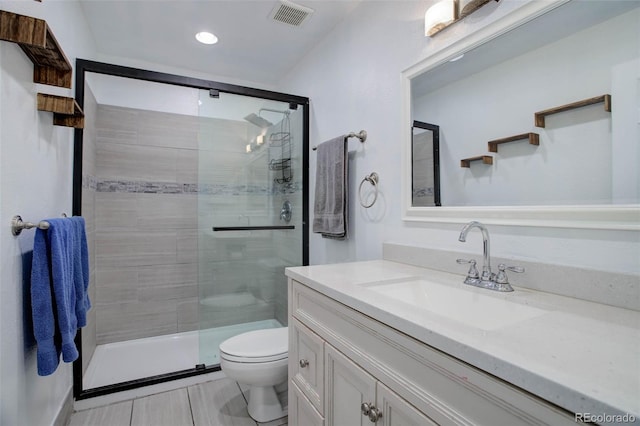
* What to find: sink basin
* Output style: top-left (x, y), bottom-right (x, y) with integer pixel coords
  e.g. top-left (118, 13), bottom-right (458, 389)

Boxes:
top-left (361, 278), bottom-right (548, 331)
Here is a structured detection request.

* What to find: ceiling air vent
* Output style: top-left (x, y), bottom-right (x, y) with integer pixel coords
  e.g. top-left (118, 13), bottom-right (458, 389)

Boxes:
top-left (270, 0), bottom-right (314, 27)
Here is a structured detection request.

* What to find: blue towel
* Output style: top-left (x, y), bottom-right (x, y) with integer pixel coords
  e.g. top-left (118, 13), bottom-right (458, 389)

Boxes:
top-left (71, 217), bottom-right (90, 328)
top-left (31, 217), bottom-right (91, 376)
top-left (31, 225), bottom-right (61, 376)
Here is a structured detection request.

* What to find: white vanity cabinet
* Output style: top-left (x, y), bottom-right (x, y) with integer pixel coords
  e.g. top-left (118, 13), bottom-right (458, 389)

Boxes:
top-left (290, 314), bottom-right (436, 426)
top-left (290, 380), bottom-right (324, 426)
top-left (325, 343), bottom-right (437, 426)
top-left (290, 318), bottom-right (324, 413)
top-left (325, 343), bottom-right (376, 426)
top-left (288, 278), bottom-right (576, 426)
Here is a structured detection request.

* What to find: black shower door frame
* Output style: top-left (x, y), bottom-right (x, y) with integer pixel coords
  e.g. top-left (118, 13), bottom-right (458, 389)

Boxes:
top-left (71, 59), bottom-right (309, 401)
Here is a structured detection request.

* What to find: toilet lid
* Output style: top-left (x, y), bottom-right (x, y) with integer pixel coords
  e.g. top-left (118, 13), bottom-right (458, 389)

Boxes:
top-left (219, 327), bottom-right (288, 362)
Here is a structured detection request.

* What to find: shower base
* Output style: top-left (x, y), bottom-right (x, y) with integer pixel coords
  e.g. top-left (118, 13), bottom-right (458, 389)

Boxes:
top-left (83, 318), bottom-right (282, 390)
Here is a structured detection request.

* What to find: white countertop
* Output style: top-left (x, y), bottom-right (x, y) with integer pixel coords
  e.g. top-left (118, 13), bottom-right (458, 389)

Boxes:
top-left (286, 260), bottom-right (640, 420)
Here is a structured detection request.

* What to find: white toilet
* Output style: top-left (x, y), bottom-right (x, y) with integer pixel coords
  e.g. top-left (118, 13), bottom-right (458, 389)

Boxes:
top-left (219, 327), bottom-right (288, 422)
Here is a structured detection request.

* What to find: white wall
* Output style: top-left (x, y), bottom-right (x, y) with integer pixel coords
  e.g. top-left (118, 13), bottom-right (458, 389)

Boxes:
top-left (0, 1), bottom-right (96, 425)
top-left (93, 52), bottom-right (278, 94)
top-left (278, 0), bottom-right (640, 274)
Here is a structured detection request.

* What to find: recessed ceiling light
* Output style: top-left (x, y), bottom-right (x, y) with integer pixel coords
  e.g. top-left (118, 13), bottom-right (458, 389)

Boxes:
top-left (195, 31), bottom-right (218, 45)
top-left (449, 54), bottom-right (465, 62)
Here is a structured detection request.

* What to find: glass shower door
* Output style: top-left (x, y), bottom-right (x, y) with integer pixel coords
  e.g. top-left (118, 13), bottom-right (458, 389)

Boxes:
top-left (196, 90), bottom-right (304, 366)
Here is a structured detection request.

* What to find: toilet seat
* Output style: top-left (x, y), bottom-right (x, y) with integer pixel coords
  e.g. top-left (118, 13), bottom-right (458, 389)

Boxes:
top-left (219, 327), bottom-right (288, 363)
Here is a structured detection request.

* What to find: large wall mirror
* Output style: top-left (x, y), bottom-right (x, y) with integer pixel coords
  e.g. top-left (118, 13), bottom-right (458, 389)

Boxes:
top-left (402, 0), bottom-right (639, 229)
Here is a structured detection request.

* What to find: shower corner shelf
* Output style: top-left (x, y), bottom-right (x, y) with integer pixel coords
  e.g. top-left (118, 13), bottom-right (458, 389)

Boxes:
top-left (269, 158), bottom-right (291, 171)
top-left (269, 131), bottom-right (292, 184)
top-left (460, 155), bottom-right (493, 168)
top-left (488, 132), bottom-right (539, 153)
top-left (0, 10), bottom-right (73, 88)
top-left (37, 93), bottom-right (85, 128)
top-left (534, 94), bottom-right (611, 128)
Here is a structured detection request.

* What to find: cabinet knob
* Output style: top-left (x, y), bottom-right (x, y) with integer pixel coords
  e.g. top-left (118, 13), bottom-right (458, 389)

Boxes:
top-left (368, 407), bottom-right (382, 422)
top-left (361, 402), bottom-right (371, 416)
top-left (299, 359), bottom-right (309, 368)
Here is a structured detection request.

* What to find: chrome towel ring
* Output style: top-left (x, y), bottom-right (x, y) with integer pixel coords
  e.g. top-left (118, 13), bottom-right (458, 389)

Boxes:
top-left (359, 172), bottom-right (379, 208)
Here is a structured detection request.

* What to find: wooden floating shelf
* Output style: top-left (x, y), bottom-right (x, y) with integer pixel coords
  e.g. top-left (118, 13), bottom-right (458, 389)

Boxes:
top-left (0, 10), bottom-right (72, 88)
top-left (461, 155), bottom-right (493, 168)
top-left (488, 132), bottom-right (539, 153)
top-left (37, 93), bottom-right (84, 129)
top-left (534, 94), bottom-right (611, 128)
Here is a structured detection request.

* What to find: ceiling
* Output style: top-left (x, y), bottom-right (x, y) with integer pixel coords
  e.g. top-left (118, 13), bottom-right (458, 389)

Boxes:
top-left (79, 0), bottom-right (362, 86)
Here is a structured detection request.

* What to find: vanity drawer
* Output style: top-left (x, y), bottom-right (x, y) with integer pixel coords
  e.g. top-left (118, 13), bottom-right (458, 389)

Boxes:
top-left (291, 280), bottom-right (574, 426)
top-left (290, 317), bottom-right (324, 415)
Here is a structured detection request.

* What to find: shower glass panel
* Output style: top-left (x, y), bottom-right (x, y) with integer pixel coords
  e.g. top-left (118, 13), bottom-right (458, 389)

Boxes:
top-left (81, 72), bottom-right (211, 389)
top-left (196, 91), bottom-right (303, 366)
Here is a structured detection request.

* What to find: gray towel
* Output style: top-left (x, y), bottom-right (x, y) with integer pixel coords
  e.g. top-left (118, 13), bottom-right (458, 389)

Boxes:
top-left (313, 136), bottom-right (348, 239)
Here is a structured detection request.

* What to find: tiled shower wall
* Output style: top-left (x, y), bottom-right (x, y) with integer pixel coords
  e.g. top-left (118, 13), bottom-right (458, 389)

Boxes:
top-left (93, 105), bottom-right (199, 344)
top-left (91, 105), bottom-right (302, 345)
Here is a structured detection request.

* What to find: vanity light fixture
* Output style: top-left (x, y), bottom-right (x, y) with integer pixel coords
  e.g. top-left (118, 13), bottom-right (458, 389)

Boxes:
top-left (246, 143), bottom-right (252, 153)
top-left (195, 31), bottom-right (218, 45)
top-left (424, 0), bottom-right (457, 37)
top-left (256, 134), bottom-right (264, 145)
top-left (425, 0), bottom-right (500, 37)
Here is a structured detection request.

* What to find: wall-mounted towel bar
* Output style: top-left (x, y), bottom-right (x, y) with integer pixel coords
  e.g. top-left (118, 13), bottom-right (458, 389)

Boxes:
top-left (12, 215), bottom-right (50, 236)
top-left (11, 214), bottom-right (67, 236)
top-left (312, 130), bottom-right (367, 151)
top-left (213, 225), bottom-right (295, 232)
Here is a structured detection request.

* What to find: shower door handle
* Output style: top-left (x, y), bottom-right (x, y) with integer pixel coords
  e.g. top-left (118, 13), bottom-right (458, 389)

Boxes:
top-left (212, 226), bottom-right (295, 231)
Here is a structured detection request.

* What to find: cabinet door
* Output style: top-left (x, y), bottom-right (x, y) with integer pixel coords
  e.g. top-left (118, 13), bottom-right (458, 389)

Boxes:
top-left (290, 381), bottom-right (324, 426)
top-left (325, 344), bottom-right (376, 426)
top-left (376, 382), bottom-right (437, 426)
top-left (291, 318), bottom-right (325, 413)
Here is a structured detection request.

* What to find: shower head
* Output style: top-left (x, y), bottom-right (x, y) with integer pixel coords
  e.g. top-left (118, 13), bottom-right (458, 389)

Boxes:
top-left (244, 113), bottom-right (273, 128)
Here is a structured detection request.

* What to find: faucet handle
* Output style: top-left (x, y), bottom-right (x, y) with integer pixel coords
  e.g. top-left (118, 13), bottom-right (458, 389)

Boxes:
top-left (495, 264), bottom-right (524, 284)
top-left (456, 258), bottom-right (480, 280)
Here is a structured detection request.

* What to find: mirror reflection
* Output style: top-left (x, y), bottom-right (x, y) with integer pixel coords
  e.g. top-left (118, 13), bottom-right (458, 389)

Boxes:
top-left (412, 121), bottom-right (440, 207)
top-left (410, 1), bottom-right (639, 208)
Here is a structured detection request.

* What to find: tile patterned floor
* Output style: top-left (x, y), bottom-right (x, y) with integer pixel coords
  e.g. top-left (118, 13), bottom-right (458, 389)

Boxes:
top-left (68, 378), bottom-right (288, 426)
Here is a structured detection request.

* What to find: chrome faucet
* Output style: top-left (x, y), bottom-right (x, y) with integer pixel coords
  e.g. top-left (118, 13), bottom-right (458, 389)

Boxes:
top-left (457, 221), bottom-right (523, 292)
top-left (458, 221), bottom-right (492, 281)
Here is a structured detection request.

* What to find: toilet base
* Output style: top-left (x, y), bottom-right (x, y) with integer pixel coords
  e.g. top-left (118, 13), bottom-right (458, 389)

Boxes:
top-left (247, 384), bottom-right (288, 423)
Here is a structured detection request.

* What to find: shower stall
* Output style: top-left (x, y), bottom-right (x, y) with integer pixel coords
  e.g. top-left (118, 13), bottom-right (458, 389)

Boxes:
top-left (72, 60), bottom-right (308, 400)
